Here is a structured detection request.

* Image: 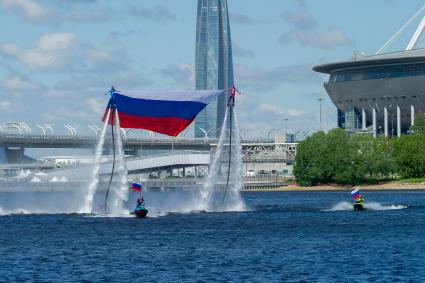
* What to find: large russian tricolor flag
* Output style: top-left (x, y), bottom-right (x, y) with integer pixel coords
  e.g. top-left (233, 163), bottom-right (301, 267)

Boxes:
top-left (103, 90), bottom-right (224, 136)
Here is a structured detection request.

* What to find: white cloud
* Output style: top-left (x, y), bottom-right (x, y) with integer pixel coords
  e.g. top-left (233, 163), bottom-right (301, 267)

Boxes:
top-left (128, 5), bottom-right (177, 23)
top-left (282, 9), bottom-right (317, 29)
top-left (2, 75), bottom-right (41, 92)
top-left (230, 13), bottom-right (254, 25)
top-left (0, 32), bottom-right (132, 73)
top-left (161, 64), bottom-right (194, 86)
top-left (279, 7), bottom-right (353, 50)
top-left (0, 0), bottom-right (49, 22)
top-left (0, 101), bottom-right (11, 109)
top-left (258, 103), bottom-right (307, 117)
top-left (37, 33), bottom-right (75, 51)
top-left (279, 27), bottom-right (352, 50)
top-left (86, 97), bottom-right (104, 114)
top-left (232, 44), bottom-right (255, 58)
top-left (0, 0), bottom-right (110, 25)
top-left (235, 63), bottom-right (321, 91)
top-left (0, 33), bottom-right (77, 70)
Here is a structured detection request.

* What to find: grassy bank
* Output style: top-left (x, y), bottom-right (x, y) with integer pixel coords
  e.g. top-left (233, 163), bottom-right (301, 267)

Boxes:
top-left (243, 180), bottom-right (425, 192)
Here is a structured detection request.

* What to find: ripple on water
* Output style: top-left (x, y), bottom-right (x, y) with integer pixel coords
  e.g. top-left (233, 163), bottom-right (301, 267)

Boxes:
top-left (0, 191), bottom-right (424, 281)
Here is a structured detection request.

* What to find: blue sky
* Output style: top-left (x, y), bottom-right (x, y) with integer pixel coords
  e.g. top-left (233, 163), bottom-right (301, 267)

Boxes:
top-left (0, 0), bottom-right (425, 138)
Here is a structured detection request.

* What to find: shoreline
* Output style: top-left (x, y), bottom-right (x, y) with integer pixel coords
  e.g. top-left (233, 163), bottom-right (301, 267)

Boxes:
top-left (242, 182), bottom-right (425, 192)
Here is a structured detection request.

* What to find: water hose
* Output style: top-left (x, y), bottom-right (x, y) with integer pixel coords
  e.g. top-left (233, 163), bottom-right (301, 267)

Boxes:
top-left (104, 108), bottom-right (116, 213)
top-left (220, 104), bottom-right (233, 210)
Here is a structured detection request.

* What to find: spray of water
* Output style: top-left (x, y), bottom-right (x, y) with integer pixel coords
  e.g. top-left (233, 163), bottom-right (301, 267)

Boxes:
top-left (81, 109), bottom-right (111, 213)
top-left (107, 110), bottom-right (129, 215)
top-left (221, 108), bottom-right (245, 211)
top-left (328, 201), bottom-right (407, 211)
top-left (196, 109), bottom-right (229, 211)
top-left (364, 202), bottom-right (408, 210)
top-left (196, 106), bottom-right (246, 212)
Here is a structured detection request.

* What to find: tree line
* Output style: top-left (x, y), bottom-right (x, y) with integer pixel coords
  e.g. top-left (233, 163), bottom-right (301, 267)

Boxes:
top-left (294, 113), bottom-right (425, 186)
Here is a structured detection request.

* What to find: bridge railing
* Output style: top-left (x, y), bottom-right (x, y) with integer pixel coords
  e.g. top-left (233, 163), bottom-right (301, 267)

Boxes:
top-left (125, 150), bottom-right (210, 161)
top-left (0, 132), bottom-right (275, 144)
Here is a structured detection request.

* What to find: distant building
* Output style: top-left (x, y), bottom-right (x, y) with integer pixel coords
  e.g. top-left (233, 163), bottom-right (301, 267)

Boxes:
top-left (194, 0), bottom-right (234, 138)
top-left (313, 9), bottom-right (425, 137)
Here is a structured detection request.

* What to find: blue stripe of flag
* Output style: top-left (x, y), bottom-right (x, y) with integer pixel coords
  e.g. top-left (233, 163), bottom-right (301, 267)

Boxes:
top-left (132, 182), bottom-right (142, 189)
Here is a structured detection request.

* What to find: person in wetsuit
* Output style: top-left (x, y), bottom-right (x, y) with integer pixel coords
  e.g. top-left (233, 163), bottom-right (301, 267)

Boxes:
top-left (227, 86), bottom-right (241, 106)
top-left (136, 196), bottom-right (145, 209)
top-left (355, 195), bottom-right (365, 206)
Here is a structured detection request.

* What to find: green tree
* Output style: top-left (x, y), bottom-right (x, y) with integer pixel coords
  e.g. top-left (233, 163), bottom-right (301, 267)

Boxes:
top-left (294, 132), bottom-right (329, 186)
top-left (294, 129), bottom-right (396, 186)
top-left (325, 128), bottom-right (350, 184)
top-left (412, 112), bottom-right (425, 134)
top-left (393, 134), bottom-right (425, 178)
top-left (343, 134), bottom-right (375, 184)
top-left (372, 136), bottom-right (395, 179)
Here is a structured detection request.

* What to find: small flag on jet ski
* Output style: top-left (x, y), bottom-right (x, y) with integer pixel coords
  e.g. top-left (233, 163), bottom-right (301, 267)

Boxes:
top-left (131, 182), bottom-right (143, 191)
top-left (351, 189), bottom-right (361, 199)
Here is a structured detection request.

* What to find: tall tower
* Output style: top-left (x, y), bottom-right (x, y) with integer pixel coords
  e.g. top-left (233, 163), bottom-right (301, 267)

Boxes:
top-left (194, 0), bottom-right (234, 138)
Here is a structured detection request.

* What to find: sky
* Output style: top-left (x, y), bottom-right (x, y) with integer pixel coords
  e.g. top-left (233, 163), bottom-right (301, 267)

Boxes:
top-left (1, 0), bottom-right (425, 138)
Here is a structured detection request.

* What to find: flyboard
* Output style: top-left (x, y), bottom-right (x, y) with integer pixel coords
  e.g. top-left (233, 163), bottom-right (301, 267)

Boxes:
top-left (102, 87), bottom-right (225, 217)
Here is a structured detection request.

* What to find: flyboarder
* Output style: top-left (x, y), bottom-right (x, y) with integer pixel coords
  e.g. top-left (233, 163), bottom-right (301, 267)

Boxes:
top-left (227, 85), bottom-right (241, 106)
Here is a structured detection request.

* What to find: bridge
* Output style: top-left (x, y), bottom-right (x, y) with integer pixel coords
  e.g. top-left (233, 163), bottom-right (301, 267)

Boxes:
top-left (40, 152), bottom-right (210, 179)
top-left (0, 131), bottom-right (297, 182)
top-left (0, 132), bottom-right (276, 149)
top-left (0, 150), bottom-right (290, 191)
top-left (0, 133), bottom-right (214, 150)
top-left (0, 133), bottom-right (297, 163)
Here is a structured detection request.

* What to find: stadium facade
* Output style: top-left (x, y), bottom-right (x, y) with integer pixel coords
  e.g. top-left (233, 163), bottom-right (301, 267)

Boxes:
top-left (194, 0), bottom-right (234, 138)
top-left (313, 8), bottom-right (425, 136)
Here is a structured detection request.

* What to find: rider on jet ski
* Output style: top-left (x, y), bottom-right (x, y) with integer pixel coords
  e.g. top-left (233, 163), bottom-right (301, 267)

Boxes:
top-left (136, 196), bottom-right (145, 209)
top-left (354, 195), bottom-right (365, 206)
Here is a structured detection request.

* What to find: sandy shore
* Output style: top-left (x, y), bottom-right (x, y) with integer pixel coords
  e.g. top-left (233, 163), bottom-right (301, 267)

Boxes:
top-left (243, 182), bottom-right (425, 192)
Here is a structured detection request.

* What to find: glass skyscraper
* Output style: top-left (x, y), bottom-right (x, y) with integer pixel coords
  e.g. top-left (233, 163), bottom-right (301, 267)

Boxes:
top-left (194, 0), bottom-right (234, 138)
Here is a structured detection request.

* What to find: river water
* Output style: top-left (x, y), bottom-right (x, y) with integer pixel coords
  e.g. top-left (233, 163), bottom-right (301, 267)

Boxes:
top-left (0, 190), bottom-right (424, 282)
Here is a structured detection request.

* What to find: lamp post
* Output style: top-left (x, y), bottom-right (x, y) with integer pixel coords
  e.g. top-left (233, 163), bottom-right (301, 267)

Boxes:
top-left (318, 98), bottom-right (323, 131)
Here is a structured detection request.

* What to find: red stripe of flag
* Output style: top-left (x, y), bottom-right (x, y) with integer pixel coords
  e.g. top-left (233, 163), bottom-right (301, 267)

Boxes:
top-left (131, 186), bottom-right (141, 192)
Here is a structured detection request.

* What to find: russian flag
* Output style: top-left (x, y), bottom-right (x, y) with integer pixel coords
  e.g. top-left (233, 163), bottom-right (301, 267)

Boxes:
top-left (131, 182), bottom-right (142, 192)
top-left (103, 90), bottom-right (224, 136)
top-left (351, 189), bottom-right (361, 199)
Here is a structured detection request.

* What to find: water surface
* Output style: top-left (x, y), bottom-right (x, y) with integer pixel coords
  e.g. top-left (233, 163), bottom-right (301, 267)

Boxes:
top-left (0, 190), bottom-right (423, 282)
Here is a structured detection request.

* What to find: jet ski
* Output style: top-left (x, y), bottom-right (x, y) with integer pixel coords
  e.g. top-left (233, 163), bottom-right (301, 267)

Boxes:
top-left (353, 203), bottom-right (365, 211)
top-left (131, 188), bottom-right (148, 218)
top-left (131, 204), bottom-right (148, 218)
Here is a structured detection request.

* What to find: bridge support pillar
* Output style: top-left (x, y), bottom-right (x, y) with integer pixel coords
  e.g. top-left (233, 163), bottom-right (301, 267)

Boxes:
top-left (362, 108), bottom-right (366, 130)
top-left (1, 147), bottom-right (26, 163)
top-left (411, 105), bottom-right (415, 128)
top-left (384, 107), bottom-right (388, 137)
top-left (372, 108), bottom-right (377, 137)
top-left (397, 106), bottom-right (401, 137)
